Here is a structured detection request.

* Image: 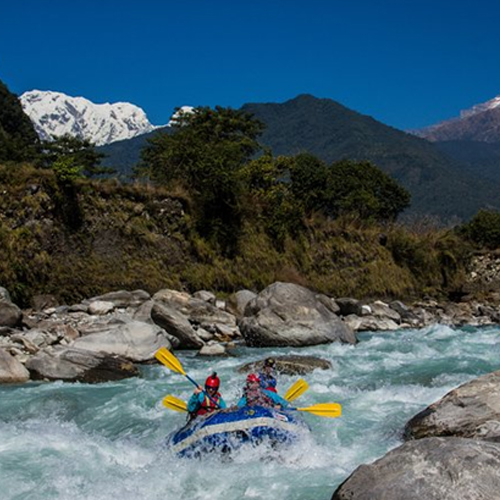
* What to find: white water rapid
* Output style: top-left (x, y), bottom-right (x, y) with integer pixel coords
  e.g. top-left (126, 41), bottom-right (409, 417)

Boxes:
top-left (1, 324), bottom-right (500, 500)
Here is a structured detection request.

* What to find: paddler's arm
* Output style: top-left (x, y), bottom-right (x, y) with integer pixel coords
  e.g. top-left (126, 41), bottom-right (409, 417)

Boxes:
top-left (264, 390), bottom-right (289, 408)
top-left (187, 391), bottom-right (203, 413)
top-left (218, 397), bottom-right (227, 409)
top-left (236, 396), bottom-right (247, 408)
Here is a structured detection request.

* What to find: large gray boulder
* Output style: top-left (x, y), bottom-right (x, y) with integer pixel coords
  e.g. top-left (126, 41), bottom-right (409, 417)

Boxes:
top-left (239, 282), bottom-right (356, 347)
top-left (26, 346), bottom-right (139, 383)
top-left (405, 369), bottom-right (500, 441)
top-left (332, 437), bottom-right (500, 500)
top-left (72, 320), bottom-right (174, 362)
top-left (0, 348), bottom-right (30, 383)
top-left (0, 300), bottom-right (22, 328)
top-left (151, 302), bottom-right (204, 349)
top-left (153, 288), bottom-right (238, 331)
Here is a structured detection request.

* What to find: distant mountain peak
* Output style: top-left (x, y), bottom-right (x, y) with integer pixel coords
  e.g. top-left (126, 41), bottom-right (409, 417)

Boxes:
top-left (460, 95), bottom-right (500, 118)
top-left (20, 90), bottom-right (162, 146)
top-left (413, 94), bottom-right (500, 143)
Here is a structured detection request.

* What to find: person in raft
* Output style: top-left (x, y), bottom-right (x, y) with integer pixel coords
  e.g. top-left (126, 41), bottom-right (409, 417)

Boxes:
top-left (259, 357), bottom-right (278, 393)
top-left (188, 372), bottom-right (227, 417)
top-left (237, 373), bottom-right (288, 409)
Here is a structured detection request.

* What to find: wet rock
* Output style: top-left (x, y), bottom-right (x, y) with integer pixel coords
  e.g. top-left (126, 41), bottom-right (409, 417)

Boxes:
top-left (197, 342), bottom-right (227, 356)
top-left (0, 348), bottom-right (30, 383)
top-left (331, 437), bottom-right (500, 500)
top-left (239, 355), bottom-right (332, 375)
top-left (405, 369), bottom-right (500, 441)
top-left (239, 282), bottom-right (355, 347)
top-left (26, 346), bottom-right (139, 383)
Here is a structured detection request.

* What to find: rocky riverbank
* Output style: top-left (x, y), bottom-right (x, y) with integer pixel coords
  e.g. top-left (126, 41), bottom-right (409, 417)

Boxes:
top-left (2, 281), bottom-right (500, 384)
top-left (2, 280), bottom-right (500, 499)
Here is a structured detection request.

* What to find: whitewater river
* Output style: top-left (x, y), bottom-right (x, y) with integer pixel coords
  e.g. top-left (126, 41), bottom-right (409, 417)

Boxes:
top-left (1, 324), bottom-right (500, 500)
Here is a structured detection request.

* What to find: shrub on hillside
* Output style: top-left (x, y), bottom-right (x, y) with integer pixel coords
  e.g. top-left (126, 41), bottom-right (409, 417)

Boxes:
top-left (459, 210), bottom-right (500, 249)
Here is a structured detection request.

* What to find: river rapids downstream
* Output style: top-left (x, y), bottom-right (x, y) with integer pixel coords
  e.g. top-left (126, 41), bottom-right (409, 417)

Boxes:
top-left (1, 324), bottom-right (500, 500)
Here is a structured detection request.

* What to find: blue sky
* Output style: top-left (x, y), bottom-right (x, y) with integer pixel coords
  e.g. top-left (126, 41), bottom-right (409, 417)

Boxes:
top-left (1, 0), bottom-right (500, 130)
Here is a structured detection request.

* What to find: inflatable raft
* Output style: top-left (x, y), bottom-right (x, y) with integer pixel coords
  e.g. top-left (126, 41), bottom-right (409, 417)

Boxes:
top-left (167, 405), bottom-right (309, 457)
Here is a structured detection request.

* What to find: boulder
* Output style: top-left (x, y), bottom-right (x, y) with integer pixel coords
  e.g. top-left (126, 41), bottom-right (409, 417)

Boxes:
top-left (193, 290), bottom-right (216, 304)
top-left (197, 342), bottom-right (227, 356)
top-left (72, 320), bottom-right (174, 362)
top-left (405, 369), bottom-right (500, 441)
top-left (239, 282), bottom-right (356, 347)
top-left (0, 286), bottom-right (12, 302)
top-left (26, 346), bottom-right (139, 383)
top-left (343, 315), bottom-right (400, 332)
top-left (239, 355), bottom-right (331, 375)
top-left (0, 300), bottom-right (22, 328)
top-left (226, 289), bottom-right (258, 317)
top-left (370, 300), bottom-right (401, 323)
top-left (335, 297), bottom-right (363, 317)
top-left (32, 294), bottom-right (59, 311)
top-left (331, 437), bottom-right (500, 500)
top-left (151, 302), bottom-right (203, 349)
top-left (0, 348), bottom-right (30, 383)
top-left (86, 290), bottom-right (151, 309)
top-left (88, 300), bottom-right (115, 315)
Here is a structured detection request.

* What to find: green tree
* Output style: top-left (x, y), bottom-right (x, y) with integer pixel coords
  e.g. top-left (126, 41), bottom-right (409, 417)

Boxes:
top-left (288, 153), bottom-right (330, 215)
top-left (326, 160), bottom-right (410, 221)
top-left (141, 106), bottom-right (264, 253)
top-left (459, 210), bottom-right (500, 249)
top-left (0, 79), bottom-right (40, 162)
top-left (40, 134), bottom-right (110, 177)
top-left (242, 153), bottom-right (303, 247)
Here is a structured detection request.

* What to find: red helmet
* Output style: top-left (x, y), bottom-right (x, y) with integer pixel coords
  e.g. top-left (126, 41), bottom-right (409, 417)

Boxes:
top-left (247, 373), bottom-right (260, 384)
top-left (205, 373), bottom-right (220, 389)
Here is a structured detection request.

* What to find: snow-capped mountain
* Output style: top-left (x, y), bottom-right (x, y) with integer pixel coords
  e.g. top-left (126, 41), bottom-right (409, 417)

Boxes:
top-left (20, 90), bottom-right (161, 146)
top-left (460, 95), bottom-right (500, 119)
top-left (413, 94), bottom-right (500, 143)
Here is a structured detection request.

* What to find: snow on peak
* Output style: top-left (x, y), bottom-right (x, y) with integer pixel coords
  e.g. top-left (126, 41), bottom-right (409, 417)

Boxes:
top-left (460, 95), bottom-right (500, 119)
top-left (20, 90), bottom-right (162, 146)
top-left (167, 106), bottom-right (195, 126)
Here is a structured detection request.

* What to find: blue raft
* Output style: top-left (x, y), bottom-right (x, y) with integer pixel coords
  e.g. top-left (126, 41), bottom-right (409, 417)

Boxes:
top-left (167, 405), bottom-right (309, 457)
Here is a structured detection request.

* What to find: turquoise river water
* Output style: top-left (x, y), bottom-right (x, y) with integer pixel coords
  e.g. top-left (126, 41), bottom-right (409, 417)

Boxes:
top-left (1, 324), bottom-right (500, 500)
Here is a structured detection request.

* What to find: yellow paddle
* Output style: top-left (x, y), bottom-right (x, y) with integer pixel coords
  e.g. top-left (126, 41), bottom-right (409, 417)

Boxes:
top-left (163, 394), bottom-right (188, 412)
top-left (155, 347), bottom-right (222, 408)
top-left (292, 402), bottom-right (342, 418)
top-left (284, 378), bottom-right (309, 402)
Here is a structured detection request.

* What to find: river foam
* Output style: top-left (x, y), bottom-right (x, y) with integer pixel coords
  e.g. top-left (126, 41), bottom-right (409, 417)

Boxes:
top-left (1, 325), bottom-right (500, 500)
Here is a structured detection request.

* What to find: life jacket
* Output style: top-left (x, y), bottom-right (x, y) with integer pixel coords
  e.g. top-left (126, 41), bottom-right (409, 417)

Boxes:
top-left (243, 386), bottom-right (274, 407)
top-left (259, 372), bottom-right (277, 393)
top-left (196, 393), bottom-right (222, 416)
